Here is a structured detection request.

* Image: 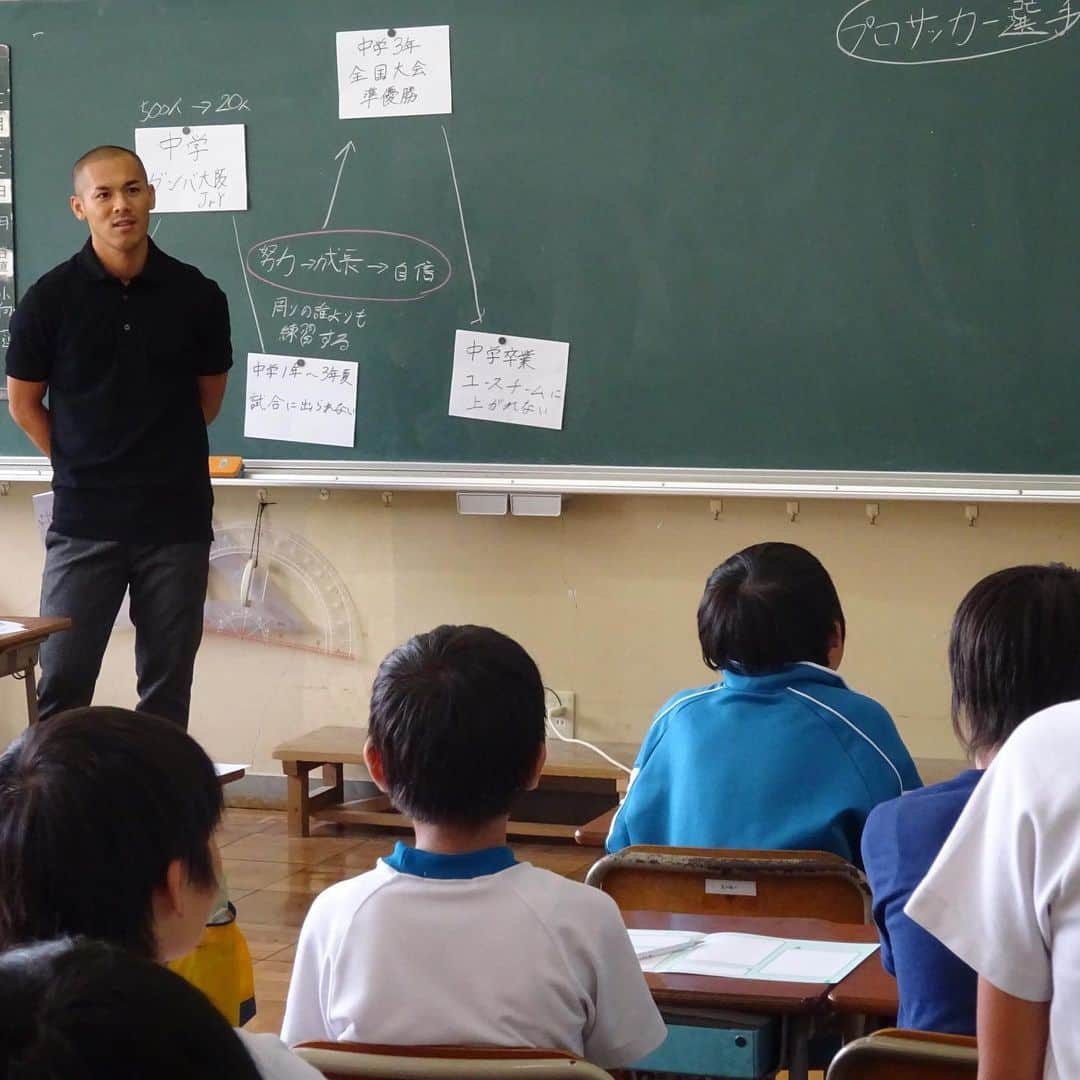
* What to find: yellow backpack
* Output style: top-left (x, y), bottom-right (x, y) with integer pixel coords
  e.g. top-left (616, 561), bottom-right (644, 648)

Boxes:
top-left (167, 902), bottom-right (256, 1026)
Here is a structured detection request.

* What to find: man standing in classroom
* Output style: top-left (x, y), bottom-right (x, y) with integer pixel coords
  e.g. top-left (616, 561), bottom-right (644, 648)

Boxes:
top-left (4, 145), bottom-right (231, 727)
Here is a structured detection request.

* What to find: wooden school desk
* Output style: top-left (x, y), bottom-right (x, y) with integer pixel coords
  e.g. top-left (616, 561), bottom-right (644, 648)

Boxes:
top-left (624, 910), bottom-right (884, 1080)
top-left (214, 763), bottom-right (247, 786)
top-left (826, 943), bottom-right (898, 1019)
top-left (0, 616), bottom-right (72, 725)
top-left (273, 724), bottom-right (636, 838)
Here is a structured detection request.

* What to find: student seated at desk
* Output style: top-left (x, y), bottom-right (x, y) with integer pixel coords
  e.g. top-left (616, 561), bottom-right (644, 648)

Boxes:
top-left (281, 625), bottom-right (666, 1068)
top-left (0, 707), bottom-right (322, 1080)
top-left (606, 542), bottom-right (921, 860)
top-left (0, 938), bottom-right (263, 1079)
top-left (862, 563), bottom-right (1080, 1036)
top-left (907, 699), bottom-right (1080, 1080)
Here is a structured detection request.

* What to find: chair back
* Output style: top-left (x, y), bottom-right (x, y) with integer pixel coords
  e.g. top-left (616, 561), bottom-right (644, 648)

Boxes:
top-left (585, 844), bottom-right (870, 922)
top-left (825, 1028), bottom-right (977, 1079)
top-left (293, 1043), bottom-right (615, 1080)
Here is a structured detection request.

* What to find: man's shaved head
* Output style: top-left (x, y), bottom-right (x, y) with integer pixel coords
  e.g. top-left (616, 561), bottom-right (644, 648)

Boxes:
top-left (72, 146), bottom-right (148, 193)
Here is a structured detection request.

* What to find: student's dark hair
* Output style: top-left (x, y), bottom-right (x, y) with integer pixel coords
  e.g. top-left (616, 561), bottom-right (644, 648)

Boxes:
top-left (697, 542), bottom-right (846, 673)
top-left (0, 706), bottom-right (223, 957)
top-left (368, 625), bottom-right (546, 825)
top-left (0, 938), bottom-right (262, 1080)
top-left (949, 563), bottom-right (1080, 760)
top-left (72, 144), bottom-right (147, 190)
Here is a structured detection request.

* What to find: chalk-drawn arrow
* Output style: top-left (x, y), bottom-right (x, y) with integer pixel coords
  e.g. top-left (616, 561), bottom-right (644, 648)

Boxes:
top-left (442, 125), bottom-right (485, 325)
top-left (322, 140), bottom-right (357, 230)
top-left (367, 262), bottom-right (389, 273)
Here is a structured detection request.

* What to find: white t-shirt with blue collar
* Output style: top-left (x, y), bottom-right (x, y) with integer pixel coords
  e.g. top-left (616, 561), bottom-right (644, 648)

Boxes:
top-left (607, 662), bottom-right (922, 863)
top-left (281, 843), bottom-right (666, 1068)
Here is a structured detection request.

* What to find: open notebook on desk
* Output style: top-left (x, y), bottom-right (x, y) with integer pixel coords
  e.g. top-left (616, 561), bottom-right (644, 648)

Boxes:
top-left (628, 929), bottom-right (878, 984)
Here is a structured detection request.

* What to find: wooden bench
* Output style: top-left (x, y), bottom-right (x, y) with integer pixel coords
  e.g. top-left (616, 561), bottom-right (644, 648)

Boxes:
top-left (273, 725), bottom-right (636, 839)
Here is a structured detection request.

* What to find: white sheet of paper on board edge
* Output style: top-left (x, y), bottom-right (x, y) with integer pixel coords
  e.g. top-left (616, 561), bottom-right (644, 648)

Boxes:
top-left (135, 124), bottom-right (249, 212)
top-left (337, 25), bottom-right (452, 119)
top-left (244, 352), bottom-right (359, 448)
top-left (449, 329), bottom-right (569, 431)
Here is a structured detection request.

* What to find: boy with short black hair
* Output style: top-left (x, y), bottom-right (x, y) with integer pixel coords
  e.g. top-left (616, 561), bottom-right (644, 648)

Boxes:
top-left (607, 542), bottom-right (920, 858)
top-left (281, 625), bottom-right (666, 1067)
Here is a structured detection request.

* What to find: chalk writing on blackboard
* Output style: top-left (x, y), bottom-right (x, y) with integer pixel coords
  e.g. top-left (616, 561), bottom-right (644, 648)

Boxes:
top-left (837, 0), bottom-right (1079, 63)
top-left (138, 93), bottom-right (250, 123)
top-left (336, 25), bottom-right (452, 119)
top-left (268, 297), bottom-right (365, 353)
top-left (135, 123), bottom-right (248, 212)
top-left (449, 330), bottom-right (569, 432)
top-left (246, 229), bottom-right (451, 303)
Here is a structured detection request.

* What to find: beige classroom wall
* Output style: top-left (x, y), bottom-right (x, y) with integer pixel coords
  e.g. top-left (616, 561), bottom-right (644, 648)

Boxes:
top-left (3, 482), bottom-right (1080, 774)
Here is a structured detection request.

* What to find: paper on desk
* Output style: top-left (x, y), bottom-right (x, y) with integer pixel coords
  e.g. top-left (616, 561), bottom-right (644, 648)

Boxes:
top-left (650, 932), bottom-right (879, 984)
top-left (628, 928), bottom-right (705, 960)
top-left (0, 620), bottom-right (26, 637)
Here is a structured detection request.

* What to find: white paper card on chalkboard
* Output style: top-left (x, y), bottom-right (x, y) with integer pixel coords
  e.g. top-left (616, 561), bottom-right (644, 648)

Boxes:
top-left (135, 124), bottom-right (248, 213)
top-left (336, 25), bottom-right (452, 119)
top-left (244, 353), bottom-right (358, 448)
top-left (449, 330), bottom-right (569, 431)
top-left (0, 179), bottom-right (10, 204)
top-left (0, 111), bottom-right (9, 138)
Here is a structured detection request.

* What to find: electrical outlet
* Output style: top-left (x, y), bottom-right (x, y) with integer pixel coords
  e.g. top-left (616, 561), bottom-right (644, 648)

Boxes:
top-left (546, 689), bottom-right (576, 739)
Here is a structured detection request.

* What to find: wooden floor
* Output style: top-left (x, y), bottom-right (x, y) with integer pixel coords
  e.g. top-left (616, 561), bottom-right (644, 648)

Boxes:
top-left (225, 807), bottom-right (823, 1078)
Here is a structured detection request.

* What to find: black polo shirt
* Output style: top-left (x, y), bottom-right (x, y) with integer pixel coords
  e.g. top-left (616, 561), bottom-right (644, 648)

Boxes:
top-left (5, 239), bottom-right (232, 543)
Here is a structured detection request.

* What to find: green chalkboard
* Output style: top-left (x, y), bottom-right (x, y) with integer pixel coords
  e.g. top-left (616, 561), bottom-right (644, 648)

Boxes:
top-left (1, 0), bottom-right (1079, 474)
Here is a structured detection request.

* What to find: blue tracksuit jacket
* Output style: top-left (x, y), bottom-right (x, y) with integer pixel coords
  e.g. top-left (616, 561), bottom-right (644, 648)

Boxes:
top-left (606, 663), bottom-right (921, 864)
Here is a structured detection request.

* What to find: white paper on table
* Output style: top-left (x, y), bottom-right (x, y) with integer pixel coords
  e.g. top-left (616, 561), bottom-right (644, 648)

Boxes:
top-left (653, 932), bottom-right (880, 984)
top-left (136, 124), bottom-right (248, 212)
top-left (0, 620), bottom-right (26, 637)
top-left (244, 352), bottom-right (358, 447)
top-left (628, 929), bottom-right (705, 960)
top-left (337, 25), bottom-right (451, 119)
top-left (449, 330), bottom-right (569, 431)
top-left (757, 945), bottom-right (866, 981)
top-left (214, 763), bottom-right (249, 779)
top-left (671, 933), bottom-right (786, 974)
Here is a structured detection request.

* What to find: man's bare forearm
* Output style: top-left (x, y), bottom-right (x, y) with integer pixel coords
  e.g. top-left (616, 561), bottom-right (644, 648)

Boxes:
top-left (8, 398), bottom-right (51, 457)
top-left (197, 373), bottom-right (228, 426)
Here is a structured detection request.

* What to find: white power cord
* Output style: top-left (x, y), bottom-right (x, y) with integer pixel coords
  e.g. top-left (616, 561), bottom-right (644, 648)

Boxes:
top-left (543, 687), bottom-right (633, 775)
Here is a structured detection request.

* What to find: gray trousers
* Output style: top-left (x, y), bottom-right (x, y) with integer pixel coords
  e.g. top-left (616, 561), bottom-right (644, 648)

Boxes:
top-left (38, 532), bottom-right (211, 728)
